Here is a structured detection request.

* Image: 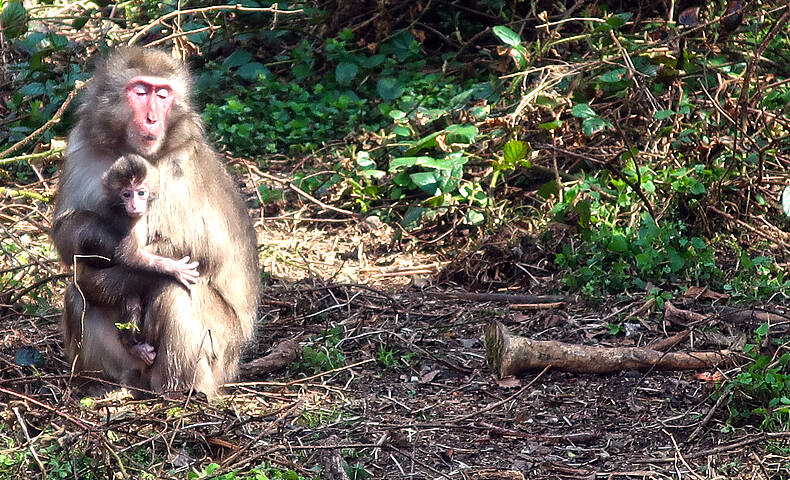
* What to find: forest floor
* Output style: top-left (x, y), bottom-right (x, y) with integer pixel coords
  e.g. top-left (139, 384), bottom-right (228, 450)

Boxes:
top-left (1, 163), bottom-right (788, 480)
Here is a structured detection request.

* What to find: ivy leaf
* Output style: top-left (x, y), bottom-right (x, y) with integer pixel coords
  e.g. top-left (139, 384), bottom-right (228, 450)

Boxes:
top-left (597, 12), bottom-right (632, 31)
top-left (19, 82), bottom-right (45, 96)
top-left (756, 323), bottom-right (770, 337)
top-left (393, 126), bottom-right (411, 137)
top-left (1, 2), bottom-right (28, 39)
top-left (392, 172), bottom-right (413, 187)
top-left (73, 12), bottom-right (93, 31)
top-left (492, 26), bottom-right (521, 47)
top-left (582, 117), bottom-right (608, 136)
top-left (410, 172), bottom-right (440, 195)
top-left (510, 45), bottom-right (528, 68)
top-left (669, 253), bottom-right (685, 272)
top-left (653, 109), bottom-right (675, 120)
top-left (537, 180), bottom-right (559, 199)
top-left (49, 33), bottom-right (68, 50)
top-left (463, 210), bottom-right (485, 225)
top-left (404, 131), bottom-right (441, 156)
top-left (600, 68), bottom-right (628, 83)
top-left (503, 140), bottom-right (527, 164)
top-left (360, 54), bottom-right (385, 68)
top-left (608, 234), bottom-right (628, 253)
top-left (237, 62), bottom-right (269, 81)
top-left (574, 201), bottom-right (591, 229)
top-left (356, 151), bottom-right (375, 168)
top-left (444, 124), bottom-right (477, 145)
top-left (401, 206), bottom-right (427, 229)
top-left (571, 103), bottom-right (597, 119)
top-left (608, 13), bottom-right (631, 27)
top-left (223, 50), bottom-right (253, 69)
top-left (361, 169), bottom-right (386, 179)
top-left (335, 62), bottom-right (358, 86)
top-left (419, 157), bottom-right (459, 170)
top-left (539, 120), bottom-right (562, 130)
top-left (184, 20), bottom-right (209, 43)
top-left (389, 156), bottom-right (425, 172)
top-left (390, 31), bottom-right (417, 60)
top-left (377, 77), bottom-right (404, 100)
top-left (257, 186), bottom-right (284, 204)
top-left (689, 180), bottom-right (706, 195)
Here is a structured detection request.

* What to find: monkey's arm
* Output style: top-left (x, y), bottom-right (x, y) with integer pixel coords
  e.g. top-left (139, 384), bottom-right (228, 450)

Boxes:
top-left (115, 234), bottom-right (199, 288)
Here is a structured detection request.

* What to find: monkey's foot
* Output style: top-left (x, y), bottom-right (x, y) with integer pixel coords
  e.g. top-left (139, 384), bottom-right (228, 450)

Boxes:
top-left (129, 342), bottom-right (156, 366)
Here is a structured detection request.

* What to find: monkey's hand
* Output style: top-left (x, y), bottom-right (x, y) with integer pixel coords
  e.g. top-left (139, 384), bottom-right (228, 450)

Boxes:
top-left (128, 342), bottom-right (156, 366)
top-left (139, 251), bottom-right (199, 289)
top-left (164, 256), bottom-right (200, 289)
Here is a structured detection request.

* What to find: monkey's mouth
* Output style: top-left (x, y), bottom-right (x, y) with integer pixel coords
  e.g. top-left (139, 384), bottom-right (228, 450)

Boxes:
top-left (132, 133), bottom-right (163, 155)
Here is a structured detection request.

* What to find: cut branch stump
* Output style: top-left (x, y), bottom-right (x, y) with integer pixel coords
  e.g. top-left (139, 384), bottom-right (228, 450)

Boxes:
top-left (484, 321), bottom-right (734, 378)
top-left (240, 338), bottom-right (300, 376)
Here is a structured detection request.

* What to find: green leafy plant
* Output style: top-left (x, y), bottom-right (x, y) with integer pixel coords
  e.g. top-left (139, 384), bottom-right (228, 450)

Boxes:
top-left (375, 345), bottom-right (416, 369)
top-left (570, 103), bottom-right (612, 137)
top-left (722, 251), bottom-right (790, 301)
top-left (198, 27), bottom-right (500, 228)
top-left (376, 345), bottom-right (398, 368)
top-left (492, 25), bottom-right (527, 69)
top-left (490, 140), bottom-right (531, 189)
top-left (555, 204), bottom-right (718, 295)
top-left (291, 328), bottom-right (346, 376)
top-left (346, 462), bottom-right (370, 479)
top-left (1, 1), bottom-right (28, 39)
top-left (606, 323), bottom-right (625, 335)
top-left (387, 123), bottom-right (486, 226)
top-left (721, 323), bottom-right (790, 431)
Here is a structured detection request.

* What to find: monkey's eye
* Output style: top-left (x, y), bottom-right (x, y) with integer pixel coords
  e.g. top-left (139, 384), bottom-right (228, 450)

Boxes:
top-left (132, 85), bottom-right (148, 96)
top-left (137, 190), bottom-right (148, 198)
top-left (122, 191), bottom-right (132, 199)
top-left (156, 88), bottom-right (170, 99)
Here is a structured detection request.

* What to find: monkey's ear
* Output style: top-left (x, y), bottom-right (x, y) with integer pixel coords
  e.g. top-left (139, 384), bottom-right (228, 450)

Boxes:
top-left (100, 174), bottom-right (115, 198)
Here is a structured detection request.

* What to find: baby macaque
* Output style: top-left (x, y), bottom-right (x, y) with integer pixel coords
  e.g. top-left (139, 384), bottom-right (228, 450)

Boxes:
top-left (101, 154), bottom-right (199, 365)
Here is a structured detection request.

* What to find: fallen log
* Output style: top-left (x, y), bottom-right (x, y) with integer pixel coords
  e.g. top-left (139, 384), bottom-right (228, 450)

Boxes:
top-left (484, 321), bottom-right (734, 378)
top-left (240, 338), bottom-right (300, 376)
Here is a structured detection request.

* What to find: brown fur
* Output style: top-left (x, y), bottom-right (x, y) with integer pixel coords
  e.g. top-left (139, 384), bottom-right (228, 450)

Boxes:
top-left (51, 47), bottom-right (260, 396)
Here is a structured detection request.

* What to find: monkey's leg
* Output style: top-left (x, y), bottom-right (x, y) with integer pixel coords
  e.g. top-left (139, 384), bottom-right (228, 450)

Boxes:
top-left (143, 283), bottom-right (245, 397)
top-left (62, 283), bottom-right (151, 393)
top-left (118, 296), bottom-right (156, 366)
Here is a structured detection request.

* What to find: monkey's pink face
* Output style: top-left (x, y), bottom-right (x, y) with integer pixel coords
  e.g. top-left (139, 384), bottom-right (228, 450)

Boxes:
top-left (125, 76), bottom-right (175, 156)
top-left (121, 184), bottom-right (150, 218)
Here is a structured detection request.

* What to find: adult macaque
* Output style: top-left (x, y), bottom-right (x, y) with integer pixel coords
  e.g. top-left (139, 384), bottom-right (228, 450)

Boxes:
top-left (51, 47), bottom-right (260, 396)
top-left (101, 154), bottom-right (200, 366)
